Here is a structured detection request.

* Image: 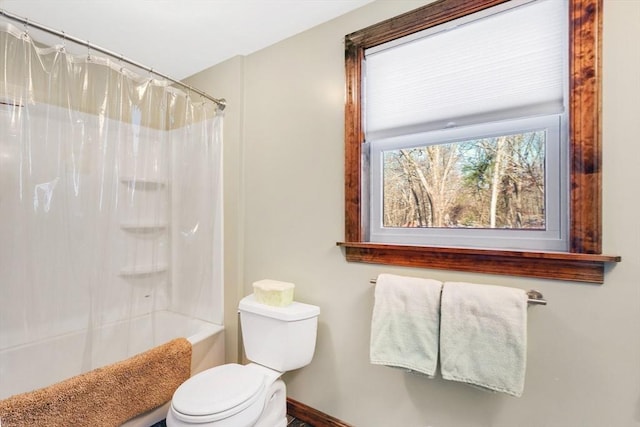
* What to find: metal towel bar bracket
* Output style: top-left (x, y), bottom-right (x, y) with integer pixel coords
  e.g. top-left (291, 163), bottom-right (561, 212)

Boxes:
top-left (369, 279), bottom-right (547, 306)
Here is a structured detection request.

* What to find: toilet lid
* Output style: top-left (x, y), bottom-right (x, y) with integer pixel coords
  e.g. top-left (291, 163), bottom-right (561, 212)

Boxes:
top-left (172, 364), bottom-right (265, 418)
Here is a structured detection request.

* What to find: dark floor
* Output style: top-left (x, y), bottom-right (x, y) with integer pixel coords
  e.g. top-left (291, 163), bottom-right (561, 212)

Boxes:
top-left (150, 415), bottom-right (311, 427)
top-left (287, 414), bottom-right (313, 426)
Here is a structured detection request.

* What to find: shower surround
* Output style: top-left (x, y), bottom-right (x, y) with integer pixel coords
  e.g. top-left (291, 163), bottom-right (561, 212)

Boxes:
top-left (0, 20), bottom-right (224, 423)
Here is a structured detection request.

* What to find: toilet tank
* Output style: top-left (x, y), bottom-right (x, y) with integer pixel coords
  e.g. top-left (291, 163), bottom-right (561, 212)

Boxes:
top-left (239, 294), bottom-right (320, 372)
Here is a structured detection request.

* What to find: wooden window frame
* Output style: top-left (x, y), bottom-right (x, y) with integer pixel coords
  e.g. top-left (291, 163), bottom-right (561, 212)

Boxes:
top-left (338, 0), bottom-right (620, 284)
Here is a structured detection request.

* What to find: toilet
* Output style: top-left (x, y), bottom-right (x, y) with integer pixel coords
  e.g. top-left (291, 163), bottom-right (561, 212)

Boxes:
top-left (166, 293), bottom-right (320, 427)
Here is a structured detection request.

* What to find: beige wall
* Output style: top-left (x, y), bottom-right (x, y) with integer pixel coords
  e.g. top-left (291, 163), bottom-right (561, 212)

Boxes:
top-left (187, 1), bottom-right (640, 425)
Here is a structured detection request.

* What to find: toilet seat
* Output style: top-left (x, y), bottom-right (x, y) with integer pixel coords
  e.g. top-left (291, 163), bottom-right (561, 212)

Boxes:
top-left (170, 364), bottom-right (266, 423)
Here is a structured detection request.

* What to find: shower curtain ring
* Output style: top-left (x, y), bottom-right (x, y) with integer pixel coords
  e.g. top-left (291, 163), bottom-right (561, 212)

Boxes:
top-left (86, 41), bottom-right (91, 61)
top-left (60, 31), bottom-right (66, 51)
top-left (23, 19), bottom-right (29, 38)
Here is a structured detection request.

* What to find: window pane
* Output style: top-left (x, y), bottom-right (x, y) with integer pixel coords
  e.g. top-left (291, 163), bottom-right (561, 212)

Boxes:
top-left (382, 130), bottom-right (546, 230)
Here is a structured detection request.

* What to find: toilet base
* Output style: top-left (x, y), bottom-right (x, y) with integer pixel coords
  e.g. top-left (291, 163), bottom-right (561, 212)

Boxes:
top-left (255, 379), bottom-right (287, 427)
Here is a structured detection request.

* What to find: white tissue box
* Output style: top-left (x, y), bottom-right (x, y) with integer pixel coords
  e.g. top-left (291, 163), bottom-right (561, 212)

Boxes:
top-left (252, 279), bottom-right (295, 307)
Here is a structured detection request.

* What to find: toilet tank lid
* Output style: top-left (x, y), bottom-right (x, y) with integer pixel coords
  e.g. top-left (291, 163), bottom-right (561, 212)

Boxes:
top-left (239, 294), bottom-right (320, 321)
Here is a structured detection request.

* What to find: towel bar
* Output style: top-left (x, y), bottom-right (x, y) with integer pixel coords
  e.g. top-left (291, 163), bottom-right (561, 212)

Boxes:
top-left (369, 279), bottom-right (547, 306)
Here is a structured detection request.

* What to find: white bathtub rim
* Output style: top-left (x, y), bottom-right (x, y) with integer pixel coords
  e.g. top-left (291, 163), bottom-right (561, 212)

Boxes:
top-left (0, 311), bottom-right (224, 399)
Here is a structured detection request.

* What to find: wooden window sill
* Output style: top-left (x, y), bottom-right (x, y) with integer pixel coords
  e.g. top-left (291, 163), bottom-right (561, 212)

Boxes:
top-left (337, 242), bottom-right (620, 284)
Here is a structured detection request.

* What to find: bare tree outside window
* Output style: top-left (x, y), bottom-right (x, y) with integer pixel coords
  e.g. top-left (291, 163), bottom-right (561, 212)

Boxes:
top-left (381, 130), bottom-right (545, 230)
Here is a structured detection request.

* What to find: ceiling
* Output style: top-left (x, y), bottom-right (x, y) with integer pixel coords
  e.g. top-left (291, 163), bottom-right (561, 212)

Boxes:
top-left (0, 0), bottom-right (373, 80)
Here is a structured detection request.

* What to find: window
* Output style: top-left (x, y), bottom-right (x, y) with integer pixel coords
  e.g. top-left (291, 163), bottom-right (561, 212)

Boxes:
top-left (339, 0), bottom-right (620, 283)
top-left (365, 0), bottom-right (567, 252)
top-left (370, 115), bottom-right (566, 251)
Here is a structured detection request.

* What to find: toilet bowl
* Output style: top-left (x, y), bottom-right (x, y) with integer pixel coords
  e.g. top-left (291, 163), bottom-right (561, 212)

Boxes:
top-left (166, 294), bottom-right (320, 427)
top-left (167, 363), bottom-right (286, 427)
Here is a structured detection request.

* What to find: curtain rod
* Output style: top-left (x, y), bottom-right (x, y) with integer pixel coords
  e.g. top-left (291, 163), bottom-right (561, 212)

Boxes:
top-left (0, 8), bottom-right (226, 110)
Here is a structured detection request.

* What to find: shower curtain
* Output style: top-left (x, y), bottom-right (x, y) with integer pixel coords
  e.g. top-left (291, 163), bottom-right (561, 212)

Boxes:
top-left (0, 22), bottom-right (223, 397)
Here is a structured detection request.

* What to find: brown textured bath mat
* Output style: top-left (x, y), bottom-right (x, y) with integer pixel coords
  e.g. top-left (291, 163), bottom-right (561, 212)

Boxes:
top-left (0, 337), bottom-right (192, 427)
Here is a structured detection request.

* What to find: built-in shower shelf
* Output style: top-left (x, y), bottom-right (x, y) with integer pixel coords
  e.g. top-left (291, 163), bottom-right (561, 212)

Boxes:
top-left (119, 264), bottom-right (168, 277)
top-left (119, 177), bottom-right (167, 190)
top-left (120, 222), bottom-right (168, 233)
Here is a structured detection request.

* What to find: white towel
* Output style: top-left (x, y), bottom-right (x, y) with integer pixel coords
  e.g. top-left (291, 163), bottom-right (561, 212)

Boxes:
top-left (370, 274), bottom-right (443, 377)
top-left (440, 282), bottom-right (528, 397)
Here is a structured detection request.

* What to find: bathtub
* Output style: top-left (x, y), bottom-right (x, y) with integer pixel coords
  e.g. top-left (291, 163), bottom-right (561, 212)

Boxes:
top-left (0, 310), bottom-right (224, 426)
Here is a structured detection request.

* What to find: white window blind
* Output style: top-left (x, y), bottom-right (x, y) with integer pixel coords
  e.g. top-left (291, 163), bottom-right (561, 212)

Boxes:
top-left (364, 0), bottom-right (567, 140)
